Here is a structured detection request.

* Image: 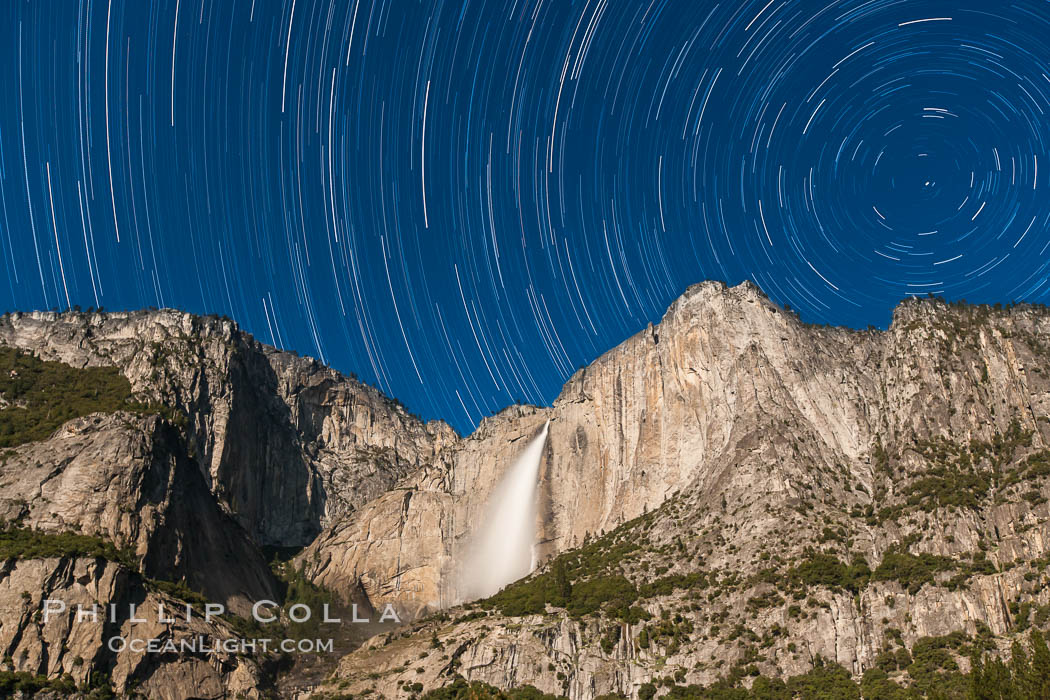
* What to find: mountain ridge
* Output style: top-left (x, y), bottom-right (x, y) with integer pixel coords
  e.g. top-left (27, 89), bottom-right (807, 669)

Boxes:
top-left (294, 280), bottom-right (1050, 697)
top-left (7, 278), bottom-right (1045, 439)
top-left (2, 281), bottom-right (1050, 698)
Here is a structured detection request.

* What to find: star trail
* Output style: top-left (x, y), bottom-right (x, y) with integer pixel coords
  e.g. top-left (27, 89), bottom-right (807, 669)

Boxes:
top-left (2, 1), bottom-right (1050, 433)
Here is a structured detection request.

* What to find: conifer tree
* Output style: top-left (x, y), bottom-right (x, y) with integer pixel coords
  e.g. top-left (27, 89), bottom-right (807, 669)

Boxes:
top-left (984, 656), bottom-right (1015, 699)
top-left (551, 557), bottom-right (572, 606)
top-left (1009, 639), bottom-right (1033, 699)
top-left (1028, 629), bottom-right (1050, 698)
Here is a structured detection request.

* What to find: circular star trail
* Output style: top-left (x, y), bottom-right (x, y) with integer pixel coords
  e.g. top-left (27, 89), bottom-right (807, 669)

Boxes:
top-left (2, 0), bottom-right (1050, 433)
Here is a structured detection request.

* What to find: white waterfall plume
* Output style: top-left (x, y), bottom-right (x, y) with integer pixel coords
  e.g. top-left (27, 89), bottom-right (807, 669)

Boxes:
top-left (459, 420), bottom-right (550, 601)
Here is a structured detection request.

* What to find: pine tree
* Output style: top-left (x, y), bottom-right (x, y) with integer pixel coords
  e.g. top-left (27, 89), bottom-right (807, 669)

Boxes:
top-left (1028, 629), bottom-right (1050, 699)
top-left (551, 557), bottom-right (572, 607)
top-left (984, 657), bottom-right (1015, 699)
top-left (969, 649), bottom-right (989, 700)
top-left (1009, 639), bottom-right (1033, 699)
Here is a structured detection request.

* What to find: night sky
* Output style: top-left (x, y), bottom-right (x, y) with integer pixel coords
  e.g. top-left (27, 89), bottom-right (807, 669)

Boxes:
top-left (2, 1), bottom-right (1049, 433)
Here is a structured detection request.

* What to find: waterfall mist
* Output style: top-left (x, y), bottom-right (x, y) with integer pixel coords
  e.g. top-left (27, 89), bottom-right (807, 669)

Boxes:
top-left (458, 420), bottom-right (550, 602)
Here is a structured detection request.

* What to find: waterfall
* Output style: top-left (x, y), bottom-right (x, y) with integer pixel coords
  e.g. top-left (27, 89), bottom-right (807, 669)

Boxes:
top-left (459, 420), bottom-right (550, 601)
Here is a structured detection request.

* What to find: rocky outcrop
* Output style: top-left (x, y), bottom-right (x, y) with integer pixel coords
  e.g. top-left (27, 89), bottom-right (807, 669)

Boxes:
top-left (0, 411), bottom-right (276, 613)
top-left (302, 282), bottom-right (1050, 698)
top-left (5, 282), bottom-right (1050, 698)
top-left (0, 556), bottom-right (265, 699)
top-left (0, 408), bottom-right (279, 697)
top-left (298, 282), bottom-right (1050, 612)
top-left (0, 309), bottom-right (451, 698)
top-left (0, 310), bottom-right (452, 547)
top-left (311, 558), bottom-right (1050, 699)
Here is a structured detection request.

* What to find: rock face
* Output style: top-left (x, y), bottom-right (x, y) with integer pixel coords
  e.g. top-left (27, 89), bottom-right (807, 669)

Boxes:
top-left (4, 283), bottom-right (1050, 698)
top-left (0, 557), bottom-right (265, 699)
top-left (0, 309), bottom-right (450, 697)
top-left (300, 282), bottom-right (1050, 698)
top-left (299, 281), bottom-right (1050, 611)
top-left (0, 310), bottom-right (451, 547)
top-left (0, 412), bottom-right (277, 613)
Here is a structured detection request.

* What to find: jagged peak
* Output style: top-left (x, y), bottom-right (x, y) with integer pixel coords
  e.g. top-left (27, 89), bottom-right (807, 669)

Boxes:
top-left (3, 306), bottom-right (242, 341)
top-left (659, 279), bottom-right (775, 334)
top-left (670, 280), bottom-right (1050, 338)
top-left (888, 293), bottom-right (1050, 332)
top-left (676, 278), bottom-right (768, 305)
top-left (1, 306), bottom-right (449, 437)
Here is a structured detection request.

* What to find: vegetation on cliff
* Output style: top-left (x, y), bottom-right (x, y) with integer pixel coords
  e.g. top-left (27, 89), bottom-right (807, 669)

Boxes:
top-left (407, 628), bottom-right (1050, 700)
top-left (481, 516), bottom-right (654, 623)
top-left (419, 676), bottom-right (565, 700)
top-left (0, 670), bottom-right (114, 699)
top-left (0, 346), bottom-right (170, 447)
top-left (634, 628), bottom-right (1050, 699)
top-left (0, 522), bottom-right (136, 568)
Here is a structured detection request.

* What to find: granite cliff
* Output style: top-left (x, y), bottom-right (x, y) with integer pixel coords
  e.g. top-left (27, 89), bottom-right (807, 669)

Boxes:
top-left (0, 309), bottom-right (452, 546)
top-left (0, 309), bottom-right (449, 697)
top-left (2, 282), bottom-right (1050, 698)
top-left (302, 282), bottom-right (1050, 698)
